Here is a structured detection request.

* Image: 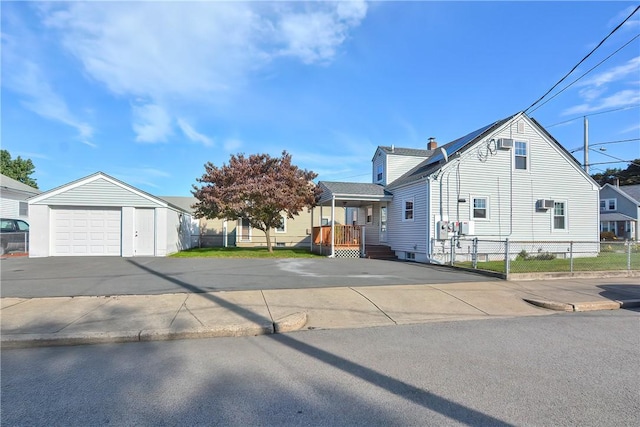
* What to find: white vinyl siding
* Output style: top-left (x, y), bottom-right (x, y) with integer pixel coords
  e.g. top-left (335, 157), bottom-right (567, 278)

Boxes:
top-left (428, 115), bottom-right (597, 242)
top-left (387, 182), bottom-right (427, 255)
top-left (34, 178), bottom-right (162, 208)
top-left (386, 154), bottom-right (429, 185)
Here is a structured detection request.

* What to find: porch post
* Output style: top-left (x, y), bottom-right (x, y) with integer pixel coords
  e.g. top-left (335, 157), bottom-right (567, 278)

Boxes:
top-left (310, 207), bottom-right (314, 253)
top-left (330, 196), bottom-right (336, 257)
top-left (319, 204), bottom-right (323, 248)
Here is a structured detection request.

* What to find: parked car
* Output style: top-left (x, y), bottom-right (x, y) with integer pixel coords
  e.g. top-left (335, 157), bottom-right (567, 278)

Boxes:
top-left (0, 218), bottom-right (29, 255)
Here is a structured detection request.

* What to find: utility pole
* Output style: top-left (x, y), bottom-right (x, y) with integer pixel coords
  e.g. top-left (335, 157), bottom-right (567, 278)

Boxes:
top-left (583, 116), bottom-right (589, 174)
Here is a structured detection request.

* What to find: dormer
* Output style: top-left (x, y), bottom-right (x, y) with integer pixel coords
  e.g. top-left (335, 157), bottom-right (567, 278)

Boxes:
top-left (372, 143), bottom-right (434, 186)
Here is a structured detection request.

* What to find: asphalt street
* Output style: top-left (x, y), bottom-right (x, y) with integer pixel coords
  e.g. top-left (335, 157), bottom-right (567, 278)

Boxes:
top-left (0, 256), bottom-right (498, 298)
top-left (2, 310), bottom-right (638, 426)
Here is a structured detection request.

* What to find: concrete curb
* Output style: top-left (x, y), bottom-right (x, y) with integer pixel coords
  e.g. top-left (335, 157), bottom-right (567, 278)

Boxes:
top-left (1, 312), bottom-right (309, 349)
top-left (523, 299), bottom-right (573, 312)
top-left (523, 298), bottom-right (640, 313)
top-left (274, 312), bottom-right (308, 333)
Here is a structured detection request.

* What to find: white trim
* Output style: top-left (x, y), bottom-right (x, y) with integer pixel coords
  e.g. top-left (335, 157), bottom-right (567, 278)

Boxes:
top-left (470, 195), bottom-right (490, 221)
top-left (238, 217), bottom-right (252, 241)
top-left (513, 139), bottom-right (529, 171)
top-left (402, 197), bottom-right (414, 222)
top-left (275, 214), bottom-right (287, 233)
top-left (365, 206), bottom-right (373, 224)
top-left (600, 198), bottom-right (617, 212)
top-left (28, 172), bottom-right (171, 209)
top-left (551, 200), bottom-right (569, 232)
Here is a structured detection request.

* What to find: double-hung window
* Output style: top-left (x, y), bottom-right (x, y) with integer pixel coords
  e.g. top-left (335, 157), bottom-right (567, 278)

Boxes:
top-left (600, 198), bottom-right (616, 211)
top-left (366, 206), bottom-right (373, 224)
top-left (275, 215), bottom-right (286, 233)
top-left (553, 201), bottom-right (566, 230)
top-left (473, 197), bottom-right (488, 219)
top-left (403, 198), bottom-right (414, 221)
top-left (376, 165), bottom-right (383, 182)
top-left (515, 141), bottom-right (527, 170)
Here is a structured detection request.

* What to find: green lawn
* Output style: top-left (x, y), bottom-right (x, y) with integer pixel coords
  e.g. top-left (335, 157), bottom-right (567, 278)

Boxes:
top-left (170, 247), bottom-right (322, 258)
top-left (456, 252), bottom-right (640, 274)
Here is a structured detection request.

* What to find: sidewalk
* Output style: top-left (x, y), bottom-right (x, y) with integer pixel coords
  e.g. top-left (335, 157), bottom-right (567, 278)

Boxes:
top-left (2, 278), bottom-right (639, 349)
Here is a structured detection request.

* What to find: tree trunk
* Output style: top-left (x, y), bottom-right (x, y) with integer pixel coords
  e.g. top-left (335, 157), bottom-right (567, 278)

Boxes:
top-left (264, 229), bottom-right (273, 253)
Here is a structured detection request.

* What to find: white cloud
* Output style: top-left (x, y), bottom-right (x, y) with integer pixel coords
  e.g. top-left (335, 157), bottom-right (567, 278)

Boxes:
top-left (563, 89), bottom-right (640, 116)
top-left (132, 103), bottom-right (172, 143)
top-left (177, 118), bottom-right (214, 147)
top-left (608, 6), bottom-right (640, 31)
top-left (39, 1), bottom-right (368, 140)
top-left (619, 123), bottom-right (640, 135)
top-left (2, 20), bottom-right (95, 147)
top-left (578, 56), bottom-right (640, 88)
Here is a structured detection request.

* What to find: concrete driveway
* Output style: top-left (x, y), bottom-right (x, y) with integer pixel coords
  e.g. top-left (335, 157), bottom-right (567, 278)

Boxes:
top-left (0, 257), bottom-right (498, 298)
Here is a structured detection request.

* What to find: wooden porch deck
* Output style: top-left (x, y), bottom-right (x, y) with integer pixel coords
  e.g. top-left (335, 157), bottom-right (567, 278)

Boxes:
top-left (312, 225), bottom-right (361, 249)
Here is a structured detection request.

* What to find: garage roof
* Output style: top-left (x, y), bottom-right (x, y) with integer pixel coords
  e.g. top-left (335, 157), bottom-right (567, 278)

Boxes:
top-left (28, 172), bottom-right (191, 213)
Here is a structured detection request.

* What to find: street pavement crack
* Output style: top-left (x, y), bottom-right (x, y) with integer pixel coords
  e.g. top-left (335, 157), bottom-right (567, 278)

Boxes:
top-left (260, 290), bottom-right (275, 326)
top-left (431, 286), bottom-right (490, 315)
top-left (349, 287), bottom-right (397, 325)
top-left (178, 294), bottom-right (204, 327)
top-left (55, 297), bottom-right (114, 333)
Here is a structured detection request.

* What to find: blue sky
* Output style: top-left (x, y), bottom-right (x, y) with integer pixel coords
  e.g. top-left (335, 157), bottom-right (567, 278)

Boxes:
top-left (2, 1), bottom-right (639, 196)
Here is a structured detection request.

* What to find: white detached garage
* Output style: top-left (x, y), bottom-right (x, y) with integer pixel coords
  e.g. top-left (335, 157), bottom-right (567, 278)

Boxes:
top-left (28, 172), bottom-right (196, 257)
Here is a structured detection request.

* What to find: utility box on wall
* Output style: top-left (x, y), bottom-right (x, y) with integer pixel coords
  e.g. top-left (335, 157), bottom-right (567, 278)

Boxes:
top-left (459, 220), bottom-right (475, 235)
top-left (436, 221), bottom-right (449, 240)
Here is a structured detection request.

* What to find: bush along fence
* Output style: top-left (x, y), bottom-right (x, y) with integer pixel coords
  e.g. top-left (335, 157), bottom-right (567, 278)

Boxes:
top-left (431, 238), bottom-right (639, 277)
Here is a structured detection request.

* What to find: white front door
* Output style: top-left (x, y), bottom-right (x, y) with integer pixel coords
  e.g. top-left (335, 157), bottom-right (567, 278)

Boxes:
top-left (134, 209), bottom-right (155, 256)
top-left (380, 204), bottom-right (387, 243)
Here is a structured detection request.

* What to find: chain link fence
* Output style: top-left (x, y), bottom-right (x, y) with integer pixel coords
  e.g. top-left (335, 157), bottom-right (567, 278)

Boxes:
top-left (439, 238), bottom-right (639, 276)
top-left (0, 231), bottom-right (29, 255)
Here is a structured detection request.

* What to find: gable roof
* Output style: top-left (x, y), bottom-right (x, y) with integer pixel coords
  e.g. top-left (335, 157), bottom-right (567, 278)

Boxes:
top-left (378, 146), bottom-right (433, 157)
top-left (28, 172), bottom-right (190, 213)
top-left (603, 183), bottom-right (640, 205)
top-left (618, 184), bottom-right (640, 204)
top-left (387, 114), bottom-right (516, 189)
top-left (318, 181), bottom-right (392, 205)
top-left (0, 173), bottom-right (41, 196)
top-left (159, 196), bottom-right (198, 213)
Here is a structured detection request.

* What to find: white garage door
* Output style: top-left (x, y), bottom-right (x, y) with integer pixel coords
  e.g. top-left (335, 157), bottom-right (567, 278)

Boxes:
top-left (52, 208), bottom-right (122, 256)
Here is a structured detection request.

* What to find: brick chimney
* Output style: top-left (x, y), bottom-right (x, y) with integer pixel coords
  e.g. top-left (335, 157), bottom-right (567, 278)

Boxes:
top-left (427, 137), bottom-right (437, 150)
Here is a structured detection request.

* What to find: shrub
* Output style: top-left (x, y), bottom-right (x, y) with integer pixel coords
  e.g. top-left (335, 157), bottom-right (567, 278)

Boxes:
top-left (600, 231), bottom-right (616, 241)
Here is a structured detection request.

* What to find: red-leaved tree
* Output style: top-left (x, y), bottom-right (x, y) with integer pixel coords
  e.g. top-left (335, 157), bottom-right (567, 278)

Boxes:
top-left (193, 151), bottom-right (320, 252)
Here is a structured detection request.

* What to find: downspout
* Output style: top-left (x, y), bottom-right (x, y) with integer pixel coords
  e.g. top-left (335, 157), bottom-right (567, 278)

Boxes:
top-left (426, 177), bottom-right (431, 260)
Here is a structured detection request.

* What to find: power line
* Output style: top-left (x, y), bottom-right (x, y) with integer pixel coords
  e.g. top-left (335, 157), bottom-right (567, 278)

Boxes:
top-left (528, 33), bottom-right (640, 115)
top-left (546, 105), bottom-right (640, 128)
top-left (569, 138), bottom-right (640, 152)
top-left (590, 149), bottom-right (640, 167)
top-left (524, 5), bottom-right (640, 114)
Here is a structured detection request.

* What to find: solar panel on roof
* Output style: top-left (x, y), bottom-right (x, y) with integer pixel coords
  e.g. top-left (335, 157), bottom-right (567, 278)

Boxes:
top-left (423, 121), bottom-right (497, 167)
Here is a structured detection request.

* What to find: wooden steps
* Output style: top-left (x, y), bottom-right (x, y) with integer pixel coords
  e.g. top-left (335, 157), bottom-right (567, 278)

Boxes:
top-left (364, 245), bottom-right (397, 260)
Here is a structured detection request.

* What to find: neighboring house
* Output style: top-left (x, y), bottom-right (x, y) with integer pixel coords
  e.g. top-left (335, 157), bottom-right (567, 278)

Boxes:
top-left (317, 111), bottom-right (600, 261)
top-left (1, 173), bottom-right (41, 221)
top-left (599, 183), bottom-right (639, 240)
top-left (167, 195), bottom-right (347, 248)
top-left (28, 172), bottom-right (196, 257)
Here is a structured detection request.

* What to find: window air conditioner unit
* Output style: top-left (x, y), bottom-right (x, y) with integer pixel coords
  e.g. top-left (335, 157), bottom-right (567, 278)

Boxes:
top-left (536, 199), bottom-right (555, 210)
top-left (497, 138), bottom-right (514, 149)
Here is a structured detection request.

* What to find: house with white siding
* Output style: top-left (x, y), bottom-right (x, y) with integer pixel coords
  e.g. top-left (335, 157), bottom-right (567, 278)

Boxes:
top-left (599, 183), bottom-right (639, 240)
top-left (316, 111), bottom-right (600, 261)
top-left (1, 173), bottom-right (41, 221)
